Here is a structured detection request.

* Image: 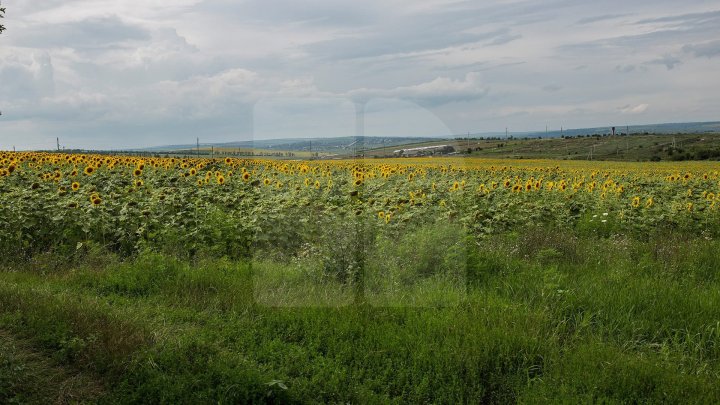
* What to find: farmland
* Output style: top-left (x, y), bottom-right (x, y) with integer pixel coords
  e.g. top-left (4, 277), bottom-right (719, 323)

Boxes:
top-left (2, 151), bottom-right (720, 402)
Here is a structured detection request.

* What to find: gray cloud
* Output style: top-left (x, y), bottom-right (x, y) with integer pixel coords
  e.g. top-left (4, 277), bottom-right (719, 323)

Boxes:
top-left (303, 27), bottom-right (519, 61)
top-left (542, 84), bottom-right (562, 92)
top-left (615, 65), bottom-right (636, 73)
top-left (576, 14), bottom-right (629, 25)
top-left (486, 32), bottom-right (522, 46)
top-left (13, 16), bottom-right (150, 50)
top-left (348, 73), bottom-right (488, 107)
top-left (682, 40), bottom-right (720, 58)
top-left (645, 54), bottom-right (682, 70)
top-left (197, 0), bottom-right (377, 27)
top-left (636, 9), bottom-right (720, 25)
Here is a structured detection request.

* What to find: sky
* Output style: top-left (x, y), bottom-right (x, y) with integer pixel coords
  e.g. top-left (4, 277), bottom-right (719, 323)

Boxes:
top-left (1, 0), bottom-right (719, 150)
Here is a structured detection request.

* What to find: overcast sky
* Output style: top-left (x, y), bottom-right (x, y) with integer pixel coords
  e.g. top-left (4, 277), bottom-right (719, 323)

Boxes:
top-left (1, 0), bottom-right (719, 150)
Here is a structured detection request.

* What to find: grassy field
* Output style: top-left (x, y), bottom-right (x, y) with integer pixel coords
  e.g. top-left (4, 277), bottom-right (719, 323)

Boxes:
top-left (2, 229), bottom-right (720, 403)
top-left (361, 132), bottom-right (720, 162)
top-left (2, 152), bottom-right (720, 402)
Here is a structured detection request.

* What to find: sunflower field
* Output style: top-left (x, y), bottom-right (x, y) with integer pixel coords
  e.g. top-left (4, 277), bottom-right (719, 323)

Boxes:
top-left (1, 151), bottom-right (719, 261)
top-left (3, 151), bottom-right (720, 402)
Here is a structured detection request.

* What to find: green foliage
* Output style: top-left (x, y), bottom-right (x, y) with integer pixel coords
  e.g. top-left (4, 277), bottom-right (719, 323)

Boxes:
top-left (2, 228), bottom-right (720, 402)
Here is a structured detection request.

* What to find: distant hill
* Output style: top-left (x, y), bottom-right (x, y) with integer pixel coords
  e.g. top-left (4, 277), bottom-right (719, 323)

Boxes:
top-left (515, 121), bottom-right (720, 139)
top-left (137, 121), bottom-right (720, 153)
top-left (141, 136), bottom-right (443, 153)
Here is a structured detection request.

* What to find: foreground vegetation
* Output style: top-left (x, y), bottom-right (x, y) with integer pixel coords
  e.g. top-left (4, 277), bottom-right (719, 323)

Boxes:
top-left (2, 228), bottom-right (720, 403)
top-left (1, 152), bottom-right (720, 402)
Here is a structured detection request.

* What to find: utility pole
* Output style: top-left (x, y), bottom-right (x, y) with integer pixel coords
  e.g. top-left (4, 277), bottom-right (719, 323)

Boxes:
top-left (467, 132), bottom-right (470, 152)
top-left (57, 137), bottom-right (60, 152)
top-left (505, 127), bottom-right (508, 140)
top-left (196, 137), bottom-right (200, 157)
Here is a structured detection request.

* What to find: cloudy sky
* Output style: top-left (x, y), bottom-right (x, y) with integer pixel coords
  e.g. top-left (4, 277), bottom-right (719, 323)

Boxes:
top-left (1, 0), bottom-right (719, 150)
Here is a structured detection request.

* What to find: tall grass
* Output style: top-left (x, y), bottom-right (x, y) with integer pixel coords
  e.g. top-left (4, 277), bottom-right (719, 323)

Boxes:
top-left (1, 226), bottom-right (720, 402)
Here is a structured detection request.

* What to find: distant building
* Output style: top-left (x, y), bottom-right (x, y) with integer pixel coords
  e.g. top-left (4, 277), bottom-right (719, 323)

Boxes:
top-left (393, 145), bottom-right (455, 157)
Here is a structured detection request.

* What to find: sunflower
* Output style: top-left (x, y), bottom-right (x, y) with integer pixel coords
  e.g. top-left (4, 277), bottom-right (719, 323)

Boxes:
top-left (84, 166), bottom-right (95, 175)
top-left (135, 179), bottom-right (144, 187)
top-left (71, 182), bottom-right (80, 191)
top-left (631, 196), bottom-right (640, 208)
top-left (708, 192), bottom-right (716, 201)
top-left (68, 202), bottom-right (78, 208)
top-left (353, 178), bottom-right (363, 187)
top-left (264, 178), bottom-right (271, 186)
top-left (378, 211), bottom-right (385, 219)
top-left (190, 168), bottom-right (197, 176)
top-left (242, 172), bottom-right (251, 181)
top-left (133, 168), bottom-right (143, 176)
top-left (92, 197), bottom-right (102, 206)
top-left (217, 175), bottom-right (225, 185)
top-left (646, 197), bottom-right (654, 208)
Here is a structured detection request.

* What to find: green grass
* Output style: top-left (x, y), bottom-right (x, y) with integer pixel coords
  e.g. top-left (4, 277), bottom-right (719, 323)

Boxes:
top-left (0, 330), bottom-right (104, 404)
top-left (361, 132), bottom-right (720, 161)
top-left (1, 227), bottom-right (720, 403)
